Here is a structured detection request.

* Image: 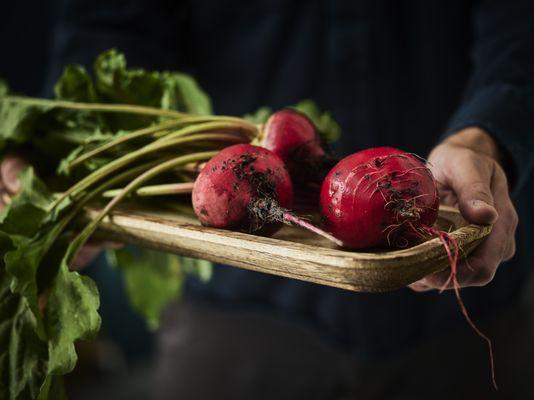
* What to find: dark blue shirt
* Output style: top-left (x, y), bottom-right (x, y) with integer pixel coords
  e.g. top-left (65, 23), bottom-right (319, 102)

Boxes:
top-left (47, 0), bottom-right (534, 359)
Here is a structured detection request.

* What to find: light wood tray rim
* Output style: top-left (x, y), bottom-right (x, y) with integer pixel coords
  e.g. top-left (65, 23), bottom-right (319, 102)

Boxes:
top-left (91, 204), bottom-right (492, 292)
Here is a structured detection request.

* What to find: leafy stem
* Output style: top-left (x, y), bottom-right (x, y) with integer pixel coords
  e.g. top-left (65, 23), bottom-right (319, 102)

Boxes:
top-left (68, 119), bottom-right (258, 170)
top-left (66, 151), bottom-right (218, 265)
top-left (2, 95), bottom-right (187, 118)
top-left (101, 182), bottom-right (194, 198)
top-left (50, 132), bottom-right (245, 210)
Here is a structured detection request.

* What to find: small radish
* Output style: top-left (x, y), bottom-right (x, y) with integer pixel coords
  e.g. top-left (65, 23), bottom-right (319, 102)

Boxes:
top-left (193, 144), bottom-right (342, 243)
top-left (320, 146), bottom-right (496, 389)
top-left (261, 109), bottom-right (330, 182)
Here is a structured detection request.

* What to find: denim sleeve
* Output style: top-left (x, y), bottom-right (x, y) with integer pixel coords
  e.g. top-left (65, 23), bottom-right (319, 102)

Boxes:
top-left (444, 0), bottom-right (534, 193)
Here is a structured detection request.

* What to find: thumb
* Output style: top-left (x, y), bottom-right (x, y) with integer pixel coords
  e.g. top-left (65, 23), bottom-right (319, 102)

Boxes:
top-left (1, 156), bottom-right (27, 194)
top-left (449, 163), bottom-right (498, 225)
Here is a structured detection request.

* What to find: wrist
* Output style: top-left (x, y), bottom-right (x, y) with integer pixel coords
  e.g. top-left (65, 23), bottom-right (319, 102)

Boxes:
top-left (443, 127), bottom-right (502, 163)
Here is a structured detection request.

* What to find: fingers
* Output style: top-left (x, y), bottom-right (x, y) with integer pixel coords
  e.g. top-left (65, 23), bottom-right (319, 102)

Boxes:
top-left (409, 268), bottom-right (455, 292)
top-left (410, 162), bottom-right (517, 291)
top-left (70, 240), bottom-right (124, 271)
top-left (453, 156), bottom-right (498, 224)
top-left (408, 281), bottom-right (431, 292)
top-left (1, 155), bottom-right (27, 194)
top-left (413, 132), bottom-right (518, 292)
top-left (71, 244), bottom-right (103, 271)
top-left (86, 239), bottom-right (124, 250)
top-left (408, 264), bottom-right (478, 291)
top-left (435, 149), bottom-right (498, 225)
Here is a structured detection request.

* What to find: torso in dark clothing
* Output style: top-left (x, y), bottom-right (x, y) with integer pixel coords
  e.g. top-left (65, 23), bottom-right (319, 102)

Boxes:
top-left (46, 0), bottom-right (534, 360)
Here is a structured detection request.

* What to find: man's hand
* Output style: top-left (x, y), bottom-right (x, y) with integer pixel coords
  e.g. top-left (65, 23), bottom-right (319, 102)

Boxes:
top-left (409, 128), bottom-right (518, 291)
top-left (0, 154), bottom-right (26, 207)
top-left (0, 155), bottom-right (121, 270)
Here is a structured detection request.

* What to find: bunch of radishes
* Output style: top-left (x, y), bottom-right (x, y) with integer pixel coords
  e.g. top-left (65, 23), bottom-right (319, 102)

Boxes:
top-left (192, 109), bottom-right (497, 389)
top-left (193, 108), bottom-right (441, 251)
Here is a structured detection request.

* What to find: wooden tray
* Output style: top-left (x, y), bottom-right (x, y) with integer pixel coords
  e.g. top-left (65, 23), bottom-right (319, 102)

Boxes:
top-left (89, 205), bottom-right (491, 292)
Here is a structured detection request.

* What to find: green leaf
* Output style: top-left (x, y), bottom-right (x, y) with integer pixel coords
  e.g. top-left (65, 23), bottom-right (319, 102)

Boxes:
top-left (0, 98), bottom-right (52, 150)
top-left (45, 261), bottom-right (100, 375)
top-left (56, 128), bottom-right (117, 176)
top-left (180, 257), bottom-right (213, 282)
top-left (111, 247), bottom-right (183, 330)
top-left (1, 169), bottom-right (68, 338)
top-left (54, 66), bottom-right (97, 103)
top-left (37, 375), bottom-right (67, 400)
top-left (292, 100), bottom-right (341, 143)
top-left (164, 73), bottom-right (212, 116)
top-left (53, 65), bottom-right (107, 133)
top-left (108, 247), bottom-right (213, 330)
top-left (0, 263), bottom-right (49, 400)
top-left (0, 80), bottom-right (8, 97)
top-left (93, 49), bottom-right (212, 130)
top-left (0, 49), bottom-right (214, 177)
top-left (0, 169), bottom-right (50, 233)
top-left (0, 166), bottom-right (100, 397)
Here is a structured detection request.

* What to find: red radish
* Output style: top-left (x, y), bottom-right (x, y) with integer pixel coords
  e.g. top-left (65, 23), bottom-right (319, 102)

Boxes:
top-left (320, 147), bottom-right (438, 249)
top-left (262, 109), bottom-right (329, 182)
top-left (320, 146), bottom-right (496, 389)
top-left (192, 144), bottom-right (342, 243)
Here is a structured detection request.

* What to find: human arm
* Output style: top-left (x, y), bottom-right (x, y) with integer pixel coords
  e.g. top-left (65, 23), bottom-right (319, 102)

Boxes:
top-left (411, 0), bottom-right (534, 290)
top-left (410, 128), bottom-right (517, 290)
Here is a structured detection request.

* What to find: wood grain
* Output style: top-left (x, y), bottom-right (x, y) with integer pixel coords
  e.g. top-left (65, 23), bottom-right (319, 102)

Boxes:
top-left (88, 205), bottom-right (491, 292)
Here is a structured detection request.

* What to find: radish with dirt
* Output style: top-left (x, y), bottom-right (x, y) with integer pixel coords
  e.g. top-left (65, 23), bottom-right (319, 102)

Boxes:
top-left (192, 143), bottom-right (342, 243)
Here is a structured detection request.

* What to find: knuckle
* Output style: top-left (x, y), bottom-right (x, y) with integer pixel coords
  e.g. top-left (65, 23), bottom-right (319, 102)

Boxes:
top-left (503, 240), bottom-right (516, 261)
top-left (461, 149), bottom-right (492, 170)
top-left (501, 206), bottom-right (519, 234)
top-left (462, 254), bottom-right (497, 286)
top-left (510, 207), bottom-right (519, 229)
top-left (458, 148), bottom-right (478, 162)
top-left (494, 162), bottom-right (509, 184)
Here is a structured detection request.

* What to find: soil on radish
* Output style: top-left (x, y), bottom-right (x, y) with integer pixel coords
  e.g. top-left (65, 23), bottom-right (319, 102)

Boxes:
top-left (192, 144), bottom-right (294, 235)
top-left (193, 144), bottom-right (343, 245)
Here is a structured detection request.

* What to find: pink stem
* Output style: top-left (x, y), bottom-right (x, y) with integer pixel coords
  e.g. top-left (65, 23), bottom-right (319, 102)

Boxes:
top-left (282, 212), bottom-right (344, 247)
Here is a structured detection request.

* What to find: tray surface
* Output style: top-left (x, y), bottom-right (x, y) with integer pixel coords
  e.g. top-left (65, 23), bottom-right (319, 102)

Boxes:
top-left (90, 205), bottom-right (491, 292)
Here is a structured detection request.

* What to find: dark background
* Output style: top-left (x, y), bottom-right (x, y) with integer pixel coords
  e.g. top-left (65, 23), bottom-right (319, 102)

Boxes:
top-left (0, 3), bottom-right (53, 95)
